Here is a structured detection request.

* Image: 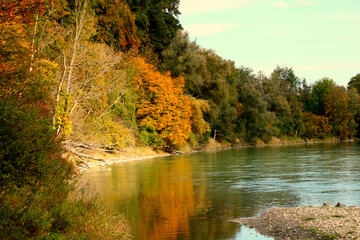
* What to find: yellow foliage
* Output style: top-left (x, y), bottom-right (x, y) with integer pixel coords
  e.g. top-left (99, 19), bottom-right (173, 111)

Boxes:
top-left (129, 57), bottom-right (192, 146)
top-left (99, 121), bottom-right (128, 148)
top-left (56, 114), bottom-right (72, 137)
top-left (189, 97), bottom-right (210, 136)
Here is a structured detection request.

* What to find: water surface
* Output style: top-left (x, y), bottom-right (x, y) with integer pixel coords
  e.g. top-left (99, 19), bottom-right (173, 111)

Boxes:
top-left (81, 142), bottom-right (360, 239)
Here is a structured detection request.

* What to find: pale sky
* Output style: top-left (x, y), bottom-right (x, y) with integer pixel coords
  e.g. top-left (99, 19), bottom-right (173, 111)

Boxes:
top-left (178, 0), bottom-right (360, 86)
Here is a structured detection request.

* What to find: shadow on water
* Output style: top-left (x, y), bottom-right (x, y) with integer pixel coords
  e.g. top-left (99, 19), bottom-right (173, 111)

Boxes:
top-left (80, 141), bottom-right (360, 240)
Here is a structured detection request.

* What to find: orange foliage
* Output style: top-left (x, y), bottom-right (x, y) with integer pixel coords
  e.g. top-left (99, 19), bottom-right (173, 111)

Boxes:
top-left (94, 0), bottom-right (140, 50)
top-left (0, 0), bottom-right (47, 25)
top-left (130, 57), bottom-right (192, 146)
top-left (302, 112), bottom-right (331, 138)
top-left (0, 0), bottom-right (45, 98)
top-left (139, 160), bottom-right (196, 239)
top-left (236, 102), bottom-right (244, 119)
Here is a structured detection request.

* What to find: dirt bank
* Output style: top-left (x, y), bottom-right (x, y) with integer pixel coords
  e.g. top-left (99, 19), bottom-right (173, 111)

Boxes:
top-left (233, 204), bottom-right (360, 240)
top-left (70, 137), bottom-right (353, 171)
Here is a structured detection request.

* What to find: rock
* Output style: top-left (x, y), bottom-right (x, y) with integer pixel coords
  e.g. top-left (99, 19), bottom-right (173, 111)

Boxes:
top-left (335, 202), bottom-right (347, 208)
top-left (323, 202), bottom-right (334, 207)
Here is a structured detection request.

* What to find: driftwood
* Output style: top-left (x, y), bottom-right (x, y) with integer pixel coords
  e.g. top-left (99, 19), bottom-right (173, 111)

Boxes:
top-left (62, 141), bottom-right (123, 166)
top-left (172, 150), bottom-right (184, 155)
top-left (75, 158), bottom-right (90, 169)
top-left (68, 149), bottom-right (108, 164)
top-left (62, 141), bottom-right (125, 152)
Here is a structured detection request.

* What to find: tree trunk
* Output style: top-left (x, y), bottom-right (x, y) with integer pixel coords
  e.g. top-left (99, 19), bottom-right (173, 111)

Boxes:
top-left (66, 0), bottom-right (88, 94)
top-left (29, 13), bottom-right (39, 72)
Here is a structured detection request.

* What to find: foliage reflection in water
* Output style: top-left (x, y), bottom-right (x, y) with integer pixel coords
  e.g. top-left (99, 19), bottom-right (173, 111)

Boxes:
top-left (80, 142), bottom-right (360, 240)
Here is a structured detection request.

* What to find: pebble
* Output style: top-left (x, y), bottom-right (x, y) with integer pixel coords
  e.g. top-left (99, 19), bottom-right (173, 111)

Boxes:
top-left (336, 202), bottom-right (347, 208)
top-left (233, 204), bottom-right (360, 240)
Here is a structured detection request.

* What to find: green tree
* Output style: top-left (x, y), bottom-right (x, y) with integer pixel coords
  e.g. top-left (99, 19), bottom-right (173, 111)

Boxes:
top-left (162, 34), bottom-right (238, 141)
top-left (238, 79), bottom-right (275, 142)
top-left (347, 88), bottom-right (360, 137)
top-left (270, 66), bottom-right (300, 100)
top-left (199, 49), bottom-right (238, 139)
top-left (127, 0), bottom-right (182, 54)
top-left (347, 73), bottom-right (360, 93)
top-left (189, 97), bottom-right (211, 145)
top-left (262, 76), bottom-right (292, 135)
top-left (161, 30), bottom-right (207, 97)
top-left (308, 78), bottom-right (335, 115)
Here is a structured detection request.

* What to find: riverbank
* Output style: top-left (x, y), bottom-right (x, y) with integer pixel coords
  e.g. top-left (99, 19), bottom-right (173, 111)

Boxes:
top-left (233, 204), bottom-right (360, 240)
top-left (71, 137), bottom-right (354, 171)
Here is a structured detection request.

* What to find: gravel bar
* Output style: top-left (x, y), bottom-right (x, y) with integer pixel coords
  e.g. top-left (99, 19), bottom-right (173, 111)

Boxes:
top-left (233, 204), bottom-right (360, 240)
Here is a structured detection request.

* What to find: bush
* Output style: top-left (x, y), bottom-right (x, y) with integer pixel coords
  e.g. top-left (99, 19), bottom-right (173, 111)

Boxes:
top-left (139, 122), bottom-right (164, 148)
top-left (0, 187), bottom-right (130, 240)
top-left (0, 98), bottom-right (130, 239)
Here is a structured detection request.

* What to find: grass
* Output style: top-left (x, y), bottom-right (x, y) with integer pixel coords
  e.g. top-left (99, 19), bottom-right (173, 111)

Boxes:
top-left (303, 226), bottom-right (339, 240)
top-left (332, 215), bottom-right (345, 218)
top-left (323, 233), bottom-right (340, 240)
top-left (0, 186), bottom-right (130, 240)
top-left (304, 217), bottom-right (316, 221)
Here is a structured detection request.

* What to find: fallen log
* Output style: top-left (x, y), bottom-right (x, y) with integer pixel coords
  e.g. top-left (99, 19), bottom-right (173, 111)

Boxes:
top-left (62, 141), bottom-right (125, 153)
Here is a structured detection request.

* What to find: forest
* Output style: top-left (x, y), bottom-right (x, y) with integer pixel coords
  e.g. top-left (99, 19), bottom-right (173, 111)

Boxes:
top-left (1, 0), bottom-right (360, 239)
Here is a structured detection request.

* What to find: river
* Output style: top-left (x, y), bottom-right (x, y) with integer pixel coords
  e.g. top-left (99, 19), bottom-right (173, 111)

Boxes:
top-left (80, 142), bottom-right (360, 239)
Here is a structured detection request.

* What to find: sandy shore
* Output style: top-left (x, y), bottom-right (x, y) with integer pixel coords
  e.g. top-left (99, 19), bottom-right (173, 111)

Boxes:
top-left (233, 204), bottom-right (360, 240)
top-left (75, 151), bottom-right (172, 171)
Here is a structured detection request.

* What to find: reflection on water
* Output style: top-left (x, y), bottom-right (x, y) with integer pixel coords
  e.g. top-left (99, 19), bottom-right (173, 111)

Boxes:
top-left (80, 142), bottom-right (360, 240)
top-left (236, 226), bottom-right (274, 240)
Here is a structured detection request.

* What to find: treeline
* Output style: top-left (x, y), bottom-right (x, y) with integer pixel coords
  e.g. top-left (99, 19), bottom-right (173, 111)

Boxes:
top-left (3, 0), bottom-right (360, 153)
top-left (162, 31), bottom-right (360, 144)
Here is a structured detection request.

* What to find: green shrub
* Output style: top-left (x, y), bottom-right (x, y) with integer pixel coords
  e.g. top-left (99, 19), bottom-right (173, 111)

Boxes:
top-left (0, 99), bottom-right (129, 239)
top-left (139, 122), bottom-right (164, 148)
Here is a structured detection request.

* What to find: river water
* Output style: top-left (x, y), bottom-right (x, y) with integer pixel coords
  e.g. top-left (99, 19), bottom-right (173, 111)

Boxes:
top-left (80, 142), bottom-right (360, 239)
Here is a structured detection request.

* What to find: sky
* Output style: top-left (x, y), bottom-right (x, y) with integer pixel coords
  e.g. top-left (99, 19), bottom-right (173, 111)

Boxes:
top-left (178, 0), bottom-right (360, 86)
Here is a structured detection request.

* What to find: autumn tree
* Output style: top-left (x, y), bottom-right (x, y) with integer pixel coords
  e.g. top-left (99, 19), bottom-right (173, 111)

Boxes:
top-left (0, 0), bottom-right (46, 98)
top-left (128, 57), bottom-right (192, 147)
top-left (65, 43), bottom-right (135, 147)
top-left (325, 86), bottom-right (356, 139)
top-left (301, 112), bottom-right (331, 139)
top-left (92, 0), bottom-right (140, 51)
top-left (189, 97), bottom-right (211, 145)
top-left (0, 2), bottom-right (73, 237)
top-left (0, 0), bottom-right (47, 25)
